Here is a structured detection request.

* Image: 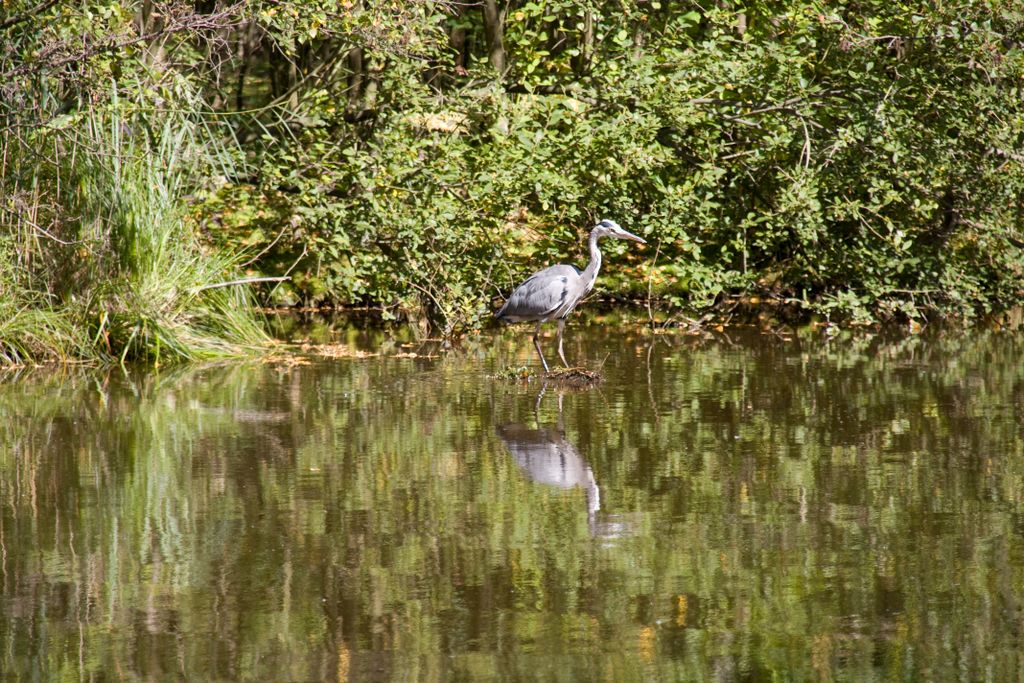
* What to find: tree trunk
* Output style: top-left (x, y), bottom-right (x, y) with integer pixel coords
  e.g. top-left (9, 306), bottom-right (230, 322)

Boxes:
top-left (346, 47), bottom-right (364, 115)
top-left (451, 25), bottom-right (468, 72)
top-left (234, 22), bottom-right (252, 111)
top-left (482, 0), bottom-right (506, 76)
top-left (574, 10), bottom-right (593, 77)
top-left (287, 59), bottom-right (299, 109)
top-left (137, 0), bottom-right (166, 66)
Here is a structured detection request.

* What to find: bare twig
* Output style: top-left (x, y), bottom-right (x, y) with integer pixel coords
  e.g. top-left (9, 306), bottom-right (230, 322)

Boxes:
top-left (646, 239), bottom-right (661, 330)
top-left (240, 223), bottom-right (290, 268)
top-left (269, 243), bottom-right (307, 299)
top-left (193, 276), bottom-right (289, 293)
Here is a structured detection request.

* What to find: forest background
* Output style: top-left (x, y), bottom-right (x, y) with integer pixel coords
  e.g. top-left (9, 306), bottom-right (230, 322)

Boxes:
top-left (2, 0), bottom-right (1023, 362)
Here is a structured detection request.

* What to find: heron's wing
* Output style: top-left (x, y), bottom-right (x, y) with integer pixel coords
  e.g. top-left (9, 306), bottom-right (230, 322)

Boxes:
top-left (496, 265), bottom-right (582, 321)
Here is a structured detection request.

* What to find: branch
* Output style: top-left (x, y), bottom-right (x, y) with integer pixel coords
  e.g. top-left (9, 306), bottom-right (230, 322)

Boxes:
top-left (0, 0), bottom-right (60, 32)
top-left (0, 2), bottom-right (247, 82)
top-left (991, 147), bottom-right (1024, 164)
top-left (503, 82), bottom-right (602, 106)
top-left (193, 276), bottom-right (289, 293)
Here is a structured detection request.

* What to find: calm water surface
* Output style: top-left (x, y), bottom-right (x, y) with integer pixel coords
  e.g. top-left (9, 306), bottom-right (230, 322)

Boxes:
top-left (3, 320), bottom-right (1024, 680)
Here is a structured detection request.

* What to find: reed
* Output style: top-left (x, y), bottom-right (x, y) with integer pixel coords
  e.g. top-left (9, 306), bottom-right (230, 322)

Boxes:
top-left (0, 92), bottom-right (268, 365)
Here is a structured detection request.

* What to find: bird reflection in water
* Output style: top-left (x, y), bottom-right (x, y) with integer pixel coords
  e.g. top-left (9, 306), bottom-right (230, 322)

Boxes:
top-left (496, 385), bottom-right (633, 541)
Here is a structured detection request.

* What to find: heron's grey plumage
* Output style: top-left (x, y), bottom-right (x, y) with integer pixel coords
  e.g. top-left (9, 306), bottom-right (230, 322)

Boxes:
top-left (494, 265), bottom-right (582, 322)
top-left (495, 219), bottom-right (645, 371)
top-left (497, 422), bottom-right (601, 517)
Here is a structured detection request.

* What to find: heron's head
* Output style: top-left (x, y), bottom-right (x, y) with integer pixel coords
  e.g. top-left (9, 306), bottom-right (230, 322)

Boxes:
top-left (593, 219), bottom-right (646, 244)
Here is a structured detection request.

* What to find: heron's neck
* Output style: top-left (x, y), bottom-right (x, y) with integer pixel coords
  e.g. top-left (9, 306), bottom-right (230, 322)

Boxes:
top-left (582, 229), bottom-right (602, 285)
top-left (585, 467), bottom-right (601, 517)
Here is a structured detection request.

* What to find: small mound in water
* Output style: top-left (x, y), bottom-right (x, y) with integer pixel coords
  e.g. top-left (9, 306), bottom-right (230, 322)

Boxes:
top-left (493, 365), bottom-right (534, 381)
top-left (544, 367), bottom-right (602, 385)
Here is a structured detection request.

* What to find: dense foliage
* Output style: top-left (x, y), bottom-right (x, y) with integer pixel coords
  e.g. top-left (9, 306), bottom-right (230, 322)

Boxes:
top-left (216, 0), bottom-right (1024, 329)
top-left (3, 0), bottom-right (1024, 354)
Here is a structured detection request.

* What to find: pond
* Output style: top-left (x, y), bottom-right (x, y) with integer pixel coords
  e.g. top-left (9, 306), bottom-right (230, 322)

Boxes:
top-left (2, 318), bottom-right (1024, 680)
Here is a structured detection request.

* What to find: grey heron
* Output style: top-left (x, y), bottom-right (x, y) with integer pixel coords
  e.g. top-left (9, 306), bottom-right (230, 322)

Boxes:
top-left (495, 219), bottom-right (646, 371)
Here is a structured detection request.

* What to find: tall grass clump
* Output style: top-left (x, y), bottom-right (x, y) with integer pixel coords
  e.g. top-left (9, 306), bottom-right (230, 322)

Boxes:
top-left (68, 102), bottom-right (269, 363)
top-left (0, 93), bottom-right (269, 365)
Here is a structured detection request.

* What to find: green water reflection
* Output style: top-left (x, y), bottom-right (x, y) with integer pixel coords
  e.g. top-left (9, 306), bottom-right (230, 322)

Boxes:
top-left (3, 323), bottom-right (1024, 680)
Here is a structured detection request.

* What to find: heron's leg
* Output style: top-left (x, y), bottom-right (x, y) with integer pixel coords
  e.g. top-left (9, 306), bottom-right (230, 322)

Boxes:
top-left (556, 318), bottom-right (571, 368)
top-left (532, 321), bottom-right (550, 372)
top-left (533, 382), bottom-right (548, 425)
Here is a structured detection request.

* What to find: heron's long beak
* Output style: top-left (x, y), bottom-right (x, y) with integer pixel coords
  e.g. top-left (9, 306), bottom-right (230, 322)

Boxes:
top-left (621, 230), bottom-right (647, 244)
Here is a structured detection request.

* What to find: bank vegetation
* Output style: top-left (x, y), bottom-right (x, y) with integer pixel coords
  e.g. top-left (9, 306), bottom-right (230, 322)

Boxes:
top-left (2, 0), bottom-right (1023, 361)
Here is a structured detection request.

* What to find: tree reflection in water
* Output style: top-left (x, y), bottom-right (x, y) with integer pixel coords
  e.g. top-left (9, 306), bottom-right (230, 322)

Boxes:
top-left (4, 325), bottom-right (1024, 680)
